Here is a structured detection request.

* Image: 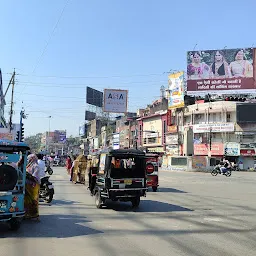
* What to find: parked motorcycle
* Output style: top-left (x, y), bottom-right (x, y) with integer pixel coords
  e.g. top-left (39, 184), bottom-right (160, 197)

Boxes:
top-left (39, 176), bottom-right (54, 203)
top-left (211, 164), bottom-right (232, 177)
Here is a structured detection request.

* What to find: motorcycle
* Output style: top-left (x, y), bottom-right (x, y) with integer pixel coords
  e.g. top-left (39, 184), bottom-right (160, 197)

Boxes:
top-left (39, 176), bottom-right (54, 203)
top-left (211, 164), bottom-right (232, 177)
top-left (45, 160), bottom-right (53, 175)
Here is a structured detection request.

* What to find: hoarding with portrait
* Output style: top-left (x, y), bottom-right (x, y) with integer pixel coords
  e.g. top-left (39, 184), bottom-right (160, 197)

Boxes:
top-left (187, 48), bottom-right (256, 95)
top-left (168, 71), bottom-right (184, 109)
top-left (103, 89), bottom-right (128, 113)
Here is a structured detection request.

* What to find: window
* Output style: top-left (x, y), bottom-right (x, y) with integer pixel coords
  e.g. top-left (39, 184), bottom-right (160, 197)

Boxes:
top-left (148, 137), bottom-right (157, 144)
top-left (212, 113), bottom-right (216, 122)
top-left (227, 113), bottom-right (231, 122)
top-left (171, 157), bottom-right (187, 166)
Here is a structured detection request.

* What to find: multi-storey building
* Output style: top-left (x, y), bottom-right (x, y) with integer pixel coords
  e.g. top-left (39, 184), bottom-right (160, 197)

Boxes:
top-left (177, 100), bottom-right (256, 169)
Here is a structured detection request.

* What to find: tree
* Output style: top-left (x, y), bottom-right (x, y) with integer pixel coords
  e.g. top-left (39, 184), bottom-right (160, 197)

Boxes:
top-left (24, 133), bottom-right (42, 152)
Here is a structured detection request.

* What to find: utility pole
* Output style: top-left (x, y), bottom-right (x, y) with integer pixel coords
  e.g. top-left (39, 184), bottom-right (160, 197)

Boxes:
top-left (8, 69), bottom-right (15, 132)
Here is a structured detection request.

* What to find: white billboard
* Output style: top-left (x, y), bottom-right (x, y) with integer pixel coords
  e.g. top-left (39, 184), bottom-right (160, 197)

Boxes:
top-left (104, 89), bottom-right (128, 113)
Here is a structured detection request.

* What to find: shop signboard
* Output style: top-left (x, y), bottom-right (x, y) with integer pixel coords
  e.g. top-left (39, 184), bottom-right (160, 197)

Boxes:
top-left (167, 125), bottom-right (178, 133)
top-left (193, 123), bottom-right (234, 133)
top-left (166, 134), bottom-right (178, 145)
top-left (194, 143), bottom-right (224, 156)
top-left (224, 142), bottom-right (240, 156)
top-left (240, 149), bottom-right (256, 156)
top-left (166, 145), bottom-right (179, 155)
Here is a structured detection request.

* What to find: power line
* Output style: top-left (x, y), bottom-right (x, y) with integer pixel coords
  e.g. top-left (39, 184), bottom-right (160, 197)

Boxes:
top-left (16, 72), bottom-right (165, 79)
top-left (18, 0), bottom-right (70, 97)
top-left (12, 79), bottom-right (167, 88)
top-left (31, 0), bottom-right (70, 74)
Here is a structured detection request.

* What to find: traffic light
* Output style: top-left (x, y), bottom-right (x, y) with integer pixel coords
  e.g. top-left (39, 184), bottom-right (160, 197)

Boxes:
top-left (16, 131), bottom-right (20, 142)
top-left (20, 123), bottom-right (24, 142)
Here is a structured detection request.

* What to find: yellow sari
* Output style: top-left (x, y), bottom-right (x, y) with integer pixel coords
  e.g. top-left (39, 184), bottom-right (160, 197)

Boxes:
top-left (24, 154), bottom-right (40, 219)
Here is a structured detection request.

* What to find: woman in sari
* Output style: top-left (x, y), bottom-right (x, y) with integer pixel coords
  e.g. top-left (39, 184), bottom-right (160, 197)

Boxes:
top-left (209, 50), bottom-right (231, 78)
top-left (24, 154), bottom-right (41, 221)
top-left (66, 156), bottom-right (72, 174)
top-left (187, 51), bottom-right (210, 80)
top-left (230, 49), bottom-right (253, 77)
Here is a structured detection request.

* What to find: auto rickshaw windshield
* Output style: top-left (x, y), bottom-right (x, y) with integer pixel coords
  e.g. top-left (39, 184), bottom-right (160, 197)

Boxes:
top-left (109, 156), bottom-right (145, 179)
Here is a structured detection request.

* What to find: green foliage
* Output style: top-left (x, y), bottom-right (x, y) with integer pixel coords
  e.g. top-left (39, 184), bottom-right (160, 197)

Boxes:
top-left (24, 133), bottom-right (42, 152)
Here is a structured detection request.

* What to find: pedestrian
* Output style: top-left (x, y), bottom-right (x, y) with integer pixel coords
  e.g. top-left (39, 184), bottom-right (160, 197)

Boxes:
top-left (24, 154), bottom-right (41, 221)
top-left (66, 156), bottom-right (72, 174)
top-left (37, 153), bottom-right (46, 180)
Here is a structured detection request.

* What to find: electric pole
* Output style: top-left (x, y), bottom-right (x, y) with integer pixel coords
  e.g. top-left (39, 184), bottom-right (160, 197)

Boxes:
top-left (8, 69), bottom-right (16, 132)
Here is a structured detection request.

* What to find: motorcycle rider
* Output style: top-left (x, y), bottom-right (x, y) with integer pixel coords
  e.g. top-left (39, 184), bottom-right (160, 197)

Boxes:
top-left (220, 157), bottom-right (231, 174)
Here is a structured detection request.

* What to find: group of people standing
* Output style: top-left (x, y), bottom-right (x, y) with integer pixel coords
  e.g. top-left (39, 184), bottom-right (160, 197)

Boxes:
top-left (187, 49), bottom-right (253, 80)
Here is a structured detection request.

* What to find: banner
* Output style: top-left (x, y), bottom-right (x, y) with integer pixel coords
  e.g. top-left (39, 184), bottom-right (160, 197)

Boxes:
top-left (193, 123), bottom-right (234, 133)
top-left (166, 134), bottom-right (178, 145)
top-left (168, 72), bottom-right (184, 109)
top-left (194, 143), bottom-right (224, 156)
top-left (187, 48), bottom-right (256, 95)
top-left (104, 89), bottom-right (128, 113)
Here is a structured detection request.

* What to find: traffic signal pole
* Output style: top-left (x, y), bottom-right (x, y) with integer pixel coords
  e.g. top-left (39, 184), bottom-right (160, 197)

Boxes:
top-left (16, 110), bottom-right (25, 142)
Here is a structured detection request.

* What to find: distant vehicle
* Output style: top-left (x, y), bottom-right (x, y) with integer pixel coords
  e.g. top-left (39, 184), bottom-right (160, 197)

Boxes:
top-left (211, 164), bottom-right (232, 177)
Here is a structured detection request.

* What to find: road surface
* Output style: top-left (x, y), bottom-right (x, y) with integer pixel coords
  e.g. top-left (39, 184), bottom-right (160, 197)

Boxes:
top-left (1, 168), bottom-right (256, 256)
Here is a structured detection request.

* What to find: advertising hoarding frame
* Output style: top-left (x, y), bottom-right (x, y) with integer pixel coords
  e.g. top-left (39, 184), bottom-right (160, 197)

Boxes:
top-left (168, 71), bottom-right (185, 109)
top-left (103, 89), bottom-right (128, 113)
top-left (86, 86), bottom-right (103, 107)
top-left (187, 48), bottom-right (256, 96)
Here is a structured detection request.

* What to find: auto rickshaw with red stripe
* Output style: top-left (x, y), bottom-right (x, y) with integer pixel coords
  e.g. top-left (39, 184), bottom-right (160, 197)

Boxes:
top-left (145, 153), bottom-right (159, 192)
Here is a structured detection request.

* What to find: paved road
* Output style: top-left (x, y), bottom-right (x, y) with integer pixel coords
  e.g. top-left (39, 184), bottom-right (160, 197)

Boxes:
top-left (1, 168), bottom-right (256, 256)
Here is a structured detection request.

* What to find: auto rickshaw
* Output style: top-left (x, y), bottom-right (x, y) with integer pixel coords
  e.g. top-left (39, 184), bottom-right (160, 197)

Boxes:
top-left (145, 153), bottom-right (159, 192)
top-left (91, 149), bottom-right (147, 209)
top-left (0, 139), bottom-right (30, 230)
top-left (84, 154), bottom-right (98, 195)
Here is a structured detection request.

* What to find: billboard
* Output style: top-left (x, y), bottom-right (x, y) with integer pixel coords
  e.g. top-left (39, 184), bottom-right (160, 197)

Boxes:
top-left (54, 130), bottom-right (66, 143)
top-left (85, 110), bottom-right (96, 121)
top-left (79, 124), bottom-right (87, 136)
top-left (168, 71), bottom-right (184, 109)
top-left (86, 87), bottom-right (103, 107)
top-left (103, 89), bottom-right (128, 113)
top-left (236, 103), bottom-right (256, 123)
top-left (187, 48), bottom-right (256, 95)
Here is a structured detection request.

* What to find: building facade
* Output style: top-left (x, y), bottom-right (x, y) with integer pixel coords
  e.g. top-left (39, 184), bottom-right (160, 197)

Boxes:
top-left (178, 100), bottom-right (256, 169)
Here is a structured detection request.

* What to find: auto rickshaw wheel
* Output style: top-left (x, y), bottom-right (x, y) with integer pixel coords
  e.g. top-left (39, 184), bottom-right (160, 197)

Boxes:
top-left (152, 186), bottom-right (158, 192)
top-left (9, 218), bottom-right (22, 231)
top-left (131, 197), bottom-right (140, 208)
top-left (95, 191), bottom-right (103, 209)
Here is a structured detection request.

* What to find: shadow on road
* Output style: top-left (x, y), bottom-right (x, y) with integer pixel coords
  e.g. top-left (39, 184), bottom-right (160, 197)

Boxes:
top-left (151, 187), bottom-right (187, 193)
top-left (104, 200), bottom-right (193, 213)
top-left (0, 214), bottom-right (103, 238)
top-left (40, 199), bottom-right (81, 205)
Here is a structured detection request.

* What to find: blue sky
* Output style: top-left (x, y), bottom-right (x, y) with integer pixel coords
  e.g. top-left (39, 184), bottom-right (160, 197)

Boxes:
top-left (1, 0), bottom-right (256, 137)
